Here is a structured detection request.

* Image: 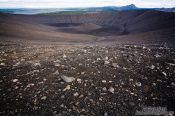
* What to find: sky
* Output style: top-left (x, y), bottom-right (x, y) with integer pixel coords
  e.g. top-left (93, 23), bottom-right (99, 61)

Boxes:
top-left (0, 0), bottom-right (175, 8)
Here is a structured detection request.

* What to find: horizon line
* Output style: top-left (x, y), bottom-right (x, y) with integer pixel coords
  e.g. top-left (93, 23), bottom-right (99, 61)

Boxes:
top-left (0, 5), bottom-right (174, 9)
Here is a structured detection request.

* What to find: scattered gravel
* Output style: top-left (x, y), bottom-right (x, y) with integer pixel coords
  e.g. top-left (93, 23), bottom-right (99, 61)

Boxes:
top-left (0, 41), bottom-right (175, 115)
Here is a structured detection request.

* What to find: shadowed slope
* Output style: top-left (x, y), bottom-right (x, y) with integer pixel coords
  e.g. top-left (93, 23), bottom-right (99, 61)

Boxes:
top-left (0, 10), bottom-right (175, 43)
top-left (0, 13), bottom-right (97, 42)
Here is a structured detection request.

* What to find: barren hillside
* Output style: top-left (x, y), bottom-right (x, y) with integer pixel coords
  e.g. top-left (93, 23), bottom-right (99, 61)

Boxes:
top-left (0, 10), bottom-right (175, 43)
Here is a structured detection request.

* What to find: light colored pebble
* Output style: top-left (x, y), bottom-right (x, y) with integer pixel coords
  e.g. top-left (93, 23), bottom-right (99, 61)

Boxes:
top-left (73, 92), bottom-right (79, 97)
top-left (41, 96), bottom-right (47, 100)
top-left (102, 80), bottom-right (107, 83)
top-left (12, 79), bottom-right (18, 83)
top-left (63, 85), bottom-right (71, 91)
top-left (61, 75), bottom-right (75, 83)
top-left (108, 87), bottom-right (114, 93)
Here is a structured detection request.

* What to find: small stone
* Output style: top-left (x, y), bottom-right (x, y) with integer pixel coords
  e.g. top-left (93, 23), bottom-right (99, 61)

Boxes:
top-left (150, 65), bottom-right (155, 69)
top-left (97, 58), bottom-right (101, 61)
top-left (33, 70), bottom-right (39, 73)
top-left (77, 78), bottom-right (82, 83)
top-left (26, 83), bottom-right (35, 88)
top-left (171, 82), bottom-right (175, 86)
top-left (84, 50), bottom-right (87, 53)
top-left (12, 79), bottom-right (18, 83)
top-left (136, 82), bottom-right (142, 87)
top-left (79, 95), bottom-right (84, 98)
top-left (60, 82), bottom-right (64, 84)
top-left (21, 58), bottom-right (25, 61)
top-left (53, 70), bottom-right (59, 76)
top-left (13, 62), bottom-right (20, 67)
top-left (75, 102), bottom-right (79, 106)
top-left (152, 83), bottom-right (156, 86)
top-left (88, 92), bottom-right (92, 96)
top-left (157, 79), bottom-right (162, 82)
top-left (0, 63), bottom-right (5, 66)
top-left (102, 80), bottom-right (107, 83)
top-left (73, 92), bottom-right (79, 97)
top-left (99, 97), bottom-right (102, 101)
top-left (55, 63), bottom-right (60, 67)
top-left (60, 104), bottom-right (64, 107)
top-left (155, 54), bottom-right (161, 58)
top-left (41, 96), bottom-right (47, 100)
top-left (61, 95), bottom-right (65, 99)
top-left (104, 112), bottom-right (108, 116)
top-left (81, 108), bottom-right (85, 112)
top-left (109, 81), bottom-right (112, 83)
top-left (162, 72), bottom-right (167, 76)
top-left (143, 46), bottom-right (146, 49)
top-left (63, 85), bottom-right (71, 91)
top-left (102, 87), bottom-right (107, 91)
top-left (104, 61), bottom-right (110, 65)
top-left (61, 75), bottom-right (75, 83)
top-left (105, 56), bottom-right (108, 60)
top-left (112, 63), bottom-right (119, 68)
top-left (38, 81), bottom-right (44, 84)
top-left (81, 72), bottom-right (85, 75)
top-left (89, 99), bottom-right (94, 103)
top-left (63, 54), bottom-right (67, 59)
top-left (167, 63), bottom-right (175, 66)
top-left (34, 62), bottom-right (40, 67)
top-left (108, 87), bottom-right (114, 93)
top-left (53, 111), bottom-right (57, 116)
top-left (54, 59), bottom-right (60, 63)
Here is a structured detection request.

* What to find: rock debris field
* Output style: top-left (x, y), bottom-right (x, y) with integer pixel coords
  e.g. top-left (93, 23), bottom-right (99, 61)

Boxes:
top-left (0, 41), bottom-right (175, 115)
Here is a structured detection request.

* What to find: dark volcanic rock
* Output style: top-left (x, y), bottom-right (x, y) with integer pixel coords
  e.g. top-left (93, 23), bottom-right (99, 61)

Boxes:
top-left (0, 41), bottom-right (175, 115)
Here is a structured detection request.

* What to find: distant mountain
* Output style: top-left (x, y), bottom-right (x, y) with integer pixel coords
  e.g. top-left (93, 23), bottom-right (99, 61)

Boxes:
top-left (157, 7), bottom-right (175, 12)
top-left (120, 4), bottom-right (137, 10)
top-left (78, 4), bottom-right (138, 12)
top-left (0, 4), bottom-right (175, 15)
top-left (96, 5), bottom-right (175, 12)
top-left (0, 4), bottom-right (138, 14)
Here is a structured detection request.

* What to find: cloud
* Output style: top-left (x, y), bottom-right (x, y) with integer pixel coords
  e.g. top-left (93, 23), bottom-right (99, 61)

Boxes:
top-left (0, 0), bottom-right (175, 8)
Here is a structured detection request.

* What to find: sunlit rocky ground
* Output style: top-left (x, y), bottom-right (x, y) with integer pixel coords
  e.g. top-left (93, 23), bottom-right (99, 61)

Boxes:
top-left (0, 40), bottom-right (175, 115)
